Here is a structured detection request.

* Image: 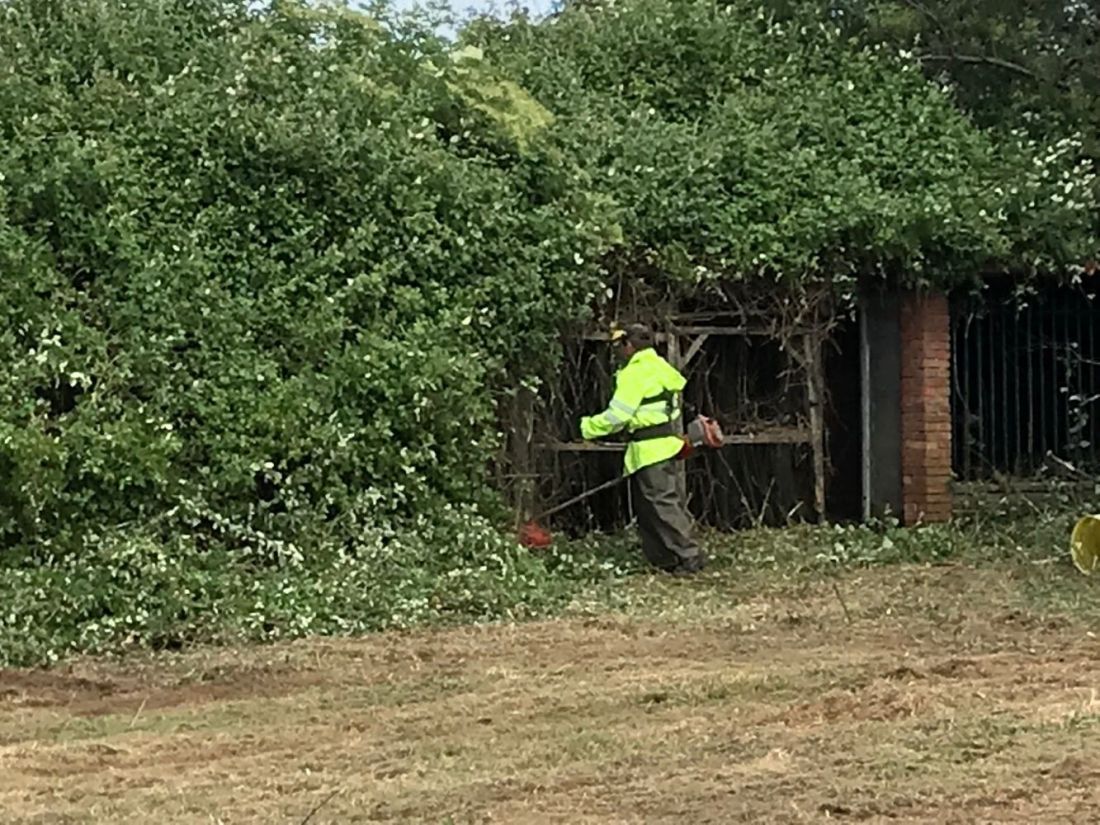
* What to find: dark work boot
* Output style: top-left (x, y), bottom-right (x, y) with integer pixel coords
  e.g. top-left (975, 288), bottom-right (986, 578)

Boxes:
top-left (670, 551), bottom-right (706, 576)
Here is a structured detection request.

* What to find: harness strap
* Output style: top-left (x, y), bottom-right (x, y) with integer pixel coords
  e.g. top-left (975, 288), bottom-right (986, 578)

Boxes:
top-left (628, 388), bottom-right (678, 441)
top-left (627, 421), bottom-right (679, 441)
top-left (640, 389), bottom-right (675, 409)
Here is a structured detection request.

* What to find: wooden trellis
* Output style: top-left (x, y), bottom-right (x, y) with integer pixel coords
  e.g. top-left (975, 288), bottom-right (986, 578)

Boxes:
top-left (500, 284), bottom-right (838, 532)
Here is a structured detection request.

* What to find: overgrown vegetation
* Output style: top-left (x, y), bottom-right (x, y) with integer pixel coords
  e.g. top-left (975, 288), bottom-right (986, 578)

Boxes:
top-left (471, 0), bottom-right (1097, 290)
top-left (0, 0), bottom-right (617, 552)
top-left (827, 0), bottom-right (1100, 185)
top-left (2, 507), bottom-right (1090, 666)
top-left (0, 0), bottom-right (1096, 666)
top-left (0, 508), bottom-right (642, 666)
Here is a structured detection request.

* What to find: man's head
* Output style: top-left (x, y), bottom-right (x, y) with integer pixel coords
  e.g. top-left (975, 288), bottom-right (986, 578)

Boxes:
top-left (611, 322), bottom-right (655, 362)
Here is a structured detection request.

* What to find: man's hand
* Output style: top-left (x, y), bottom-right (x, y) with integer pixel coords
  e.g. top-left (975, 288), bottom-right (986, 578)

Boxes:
top-left (580, 416), bottom-right (599, 441)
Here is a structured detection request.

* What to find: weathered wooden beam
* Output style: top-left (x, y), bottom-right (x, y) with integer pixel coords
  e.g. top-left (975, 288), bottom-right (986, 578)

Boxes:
top-left (723, 428), bottom-right (813, 445)
top-left (803, 334), bottom-right (827, 522)
top-left (538, 427), bottom-right (813, 452)
top-left (670, 325), bottom-right (811, 338)
top-left (579, 331), bottom-right (670, 342)
top-left (671, 325), bottom-right (765, 337)
top-left (578, 326), bottom-right (806, 342)
top-left (683, 333), bottom-right (710, 368)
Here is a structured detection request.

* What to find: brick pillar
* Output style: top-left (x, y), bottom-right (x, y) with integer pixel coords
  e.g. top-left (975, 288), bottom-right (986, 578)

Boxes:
top-left (899, 291), bottom-right (953, 523)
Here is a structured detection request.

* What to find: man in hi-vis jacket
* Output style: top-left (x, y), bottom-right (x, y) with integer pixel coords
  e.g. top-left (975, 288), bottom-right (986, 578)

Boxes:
top-left (580, 324), bottom-right (705, 575)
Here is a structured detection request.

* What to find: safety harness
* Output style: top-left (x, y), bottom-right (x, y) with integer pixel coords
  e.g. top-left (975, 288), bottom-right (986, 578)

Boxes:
top-left (627, 389), bottom-right (678, 442)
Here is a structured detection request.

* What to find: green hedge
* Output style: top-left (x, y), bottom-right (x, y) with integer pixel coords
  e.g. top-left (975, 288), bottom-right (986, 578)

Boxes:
top-left (0, 0), bottom-right (606, 556)
top-left (470, 0), bottom-right (1097, 290)
top-left (0, 0), bottom-right (1094, 664)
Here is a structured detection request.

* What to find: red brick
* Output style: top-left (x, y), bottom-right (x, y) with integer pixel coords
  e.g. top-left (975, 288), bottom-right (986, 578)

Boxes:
top-left (898, 290), bottom-right (953, 525)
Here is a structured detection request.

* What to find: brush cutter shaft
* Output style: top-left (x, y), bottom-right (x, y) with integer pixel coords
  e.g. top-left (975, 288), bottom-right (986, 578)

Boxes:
top-left (529, 417), bottom-right (723, 523)
top-left (530, 475), bottom-right (628, 522)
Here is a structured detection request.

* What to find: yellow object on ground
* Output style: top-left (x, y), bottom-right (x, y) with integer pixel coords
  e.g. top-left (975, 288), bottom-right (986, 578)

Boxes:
top-left (1070, 515), bottom-right (1100, 575)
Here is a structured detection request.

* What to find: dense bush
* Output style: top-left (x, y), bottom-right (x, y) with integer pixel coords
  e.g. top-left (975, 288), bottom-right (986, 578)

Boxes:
top-left (0, 0), bottom-right (1094, 664)
top-left (470, 0), bottom-right (1097, 290)
top-left (0, 0), bottom-right (608, 556)
top-left (0, 506), bottom-right (639, 666)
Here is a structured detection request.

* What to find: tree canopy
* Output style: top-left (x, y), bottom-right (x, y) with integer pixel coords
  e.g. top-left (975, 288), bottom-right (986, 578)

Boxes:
top-left (828, 0), bottom-right (1100, 144)
top-left (468, 0), bottom-right (1096, 293)
top-left (827, 0), bottom-right (1100, 266)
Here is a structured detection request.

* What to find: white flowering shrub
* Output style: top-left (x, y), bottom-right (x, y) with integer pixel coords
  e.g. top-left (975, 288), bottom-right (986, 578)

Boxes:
top-left (0, 508), bottom-right (640, 666)
top-left (470, 0), bottom-right (1098, 289)
top-left (0, 0), bottom-right (1094, 665)
top-left (0, 0), bottom-right (608, 555)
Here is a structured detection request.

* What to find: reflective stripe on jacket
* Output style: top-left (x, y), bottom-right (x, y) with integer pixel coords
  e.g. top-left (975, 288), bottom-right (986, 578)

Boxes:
top-left (579, 347), bottom-right (686, 475)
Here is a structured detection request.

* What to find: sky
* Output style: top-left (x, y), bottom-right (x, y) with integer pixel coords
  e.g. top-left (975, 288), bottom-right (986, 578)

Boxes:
top-left (256, 1), bottom-right (560, 39)
top-left (392, 0), bottom-right (560, 29)
top-left (395, 0), bottom-right (558, 16)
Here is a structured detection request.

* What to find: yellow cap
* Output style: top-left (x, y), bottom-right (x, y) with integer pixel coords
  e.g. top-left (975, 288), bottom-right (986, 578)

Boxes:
top-left (610, 327), bottom-right (627, 343)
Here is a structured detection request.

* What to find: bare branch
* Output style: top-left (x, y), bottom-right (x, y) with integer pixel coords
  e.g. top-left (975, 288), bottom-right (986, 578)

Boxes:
top-left (832, 581), bottom-right (853, 624)
top-left (300, 789), bottom-right (340, 825)
top-left (899, 0), bottom-right (950, 40)
top-left (919, 53), bottom-right (1037, 80)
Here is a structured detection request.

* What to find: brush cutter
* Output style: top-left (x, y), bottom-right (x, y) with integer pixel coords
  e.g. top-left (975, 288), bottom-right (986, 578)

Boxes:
top-left (518, 415), bottom-right (724, 548)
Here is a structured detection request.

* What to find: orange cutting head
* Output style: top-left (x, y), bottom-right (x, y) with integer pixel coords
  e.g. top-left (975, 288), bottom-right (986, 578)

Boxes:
top-left (518, 521), bottom-right (553, 549)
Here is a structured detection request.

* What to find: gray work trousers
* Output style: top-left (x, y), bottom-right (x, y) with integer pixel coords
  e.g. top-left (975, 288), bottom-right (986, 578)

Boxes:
top-left (631, 459), bottom-right (701, 571)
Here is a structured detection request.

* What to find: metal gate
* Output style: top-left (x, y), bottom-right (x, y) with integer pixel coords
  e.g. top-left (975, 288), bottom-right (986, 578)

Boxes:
top-left (951, 280), bottom-right (1100, 481)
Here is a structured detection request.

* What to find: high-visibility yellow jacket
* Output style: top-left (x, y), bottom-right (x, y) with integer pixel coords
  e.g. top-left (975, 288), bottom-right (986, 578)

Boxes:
top-left (580, 347), bottom-right (686, 475)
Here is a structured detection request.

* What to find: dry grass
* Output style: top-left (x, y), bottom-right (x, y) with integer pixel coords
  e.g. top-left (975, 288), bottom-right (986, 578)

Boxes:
top-left (3, 562), bottom-right (1100, 823)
